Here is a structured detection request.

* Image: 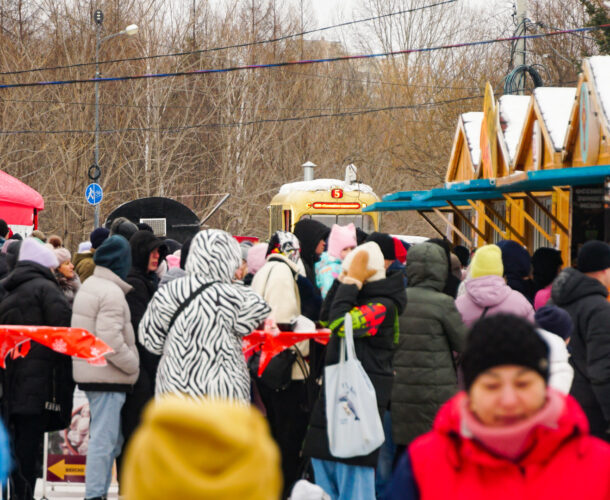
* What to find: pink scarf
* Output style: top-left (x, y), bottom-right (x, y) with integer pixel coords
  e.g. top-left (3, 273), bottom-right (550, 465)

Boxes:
top-left (460, 388), bottom-right (565, 460)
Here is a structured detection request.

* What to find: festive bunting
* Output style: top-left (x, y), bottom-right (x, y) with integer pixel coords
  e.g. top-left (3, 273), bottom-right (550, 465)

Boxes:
top-left (243, 329), bottom-right (331, 376)
top-left (0, 325), bottom-right (113, 368)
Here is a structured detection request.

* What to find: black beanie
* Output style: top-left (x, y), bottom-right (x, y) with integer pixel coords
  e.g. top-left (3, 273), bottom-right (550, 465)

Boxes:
top-left (90, 227), bottom-right (110, 249)
top-left (462, 314), bottom-right (550, 390)
top-left (0, 219), bottom-right (8, 238)
top-left (535, 305), bottom-right (573, 341)
top-left (356, 228), bottom-right (369, 246)
top-left (532, 247), bottom-right (563, 289)
top-left (453, 245), bottom-right (471, 267)
top-left (577, 240), bottom-right (610, 273)
top-left (366, 232), bottom-right (395, 261)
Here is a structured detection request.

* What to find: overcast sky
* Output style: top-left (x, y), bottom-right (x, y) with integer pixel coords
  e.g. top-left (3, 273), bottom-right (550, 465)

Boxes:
top-left (311, 0), bottom-right (500, 27)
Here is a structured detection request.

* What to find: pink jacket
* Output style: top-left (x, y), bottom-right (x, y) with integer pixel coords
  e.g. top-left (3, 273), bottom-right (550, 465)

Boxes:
top-left (455, 274), bottom-right (535, 328)
top-left (534, 284), bottom-right (552, 310)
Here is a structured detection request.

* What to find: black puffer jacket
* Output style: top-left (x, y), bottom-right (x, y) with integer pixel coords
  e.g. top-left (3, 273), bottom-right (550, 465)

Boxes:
top-left (551, 267), bottom-right (610, 440)
top-left (122, 231), bottom-right (166, 442)
top-left (293, 219), bottom-right (330, 286)
top-left (302, 272), bottom-right (407, 467)
top-left (0, 261), bottom-right (73, 431)
top-left (126, 230), bottom-right (166, 381)
top-left (391, 242), bottom-right (467, 446)
top-left (0, 253), bottom-right (7, 280)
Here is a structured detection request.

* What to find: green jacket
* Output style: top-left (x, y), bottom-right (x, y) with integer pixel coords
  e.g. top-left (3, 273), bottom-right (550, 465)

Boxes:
top-left (73, 250), bottom-right (96, 283)
top-left (391, 242), bottom-right (467, 446)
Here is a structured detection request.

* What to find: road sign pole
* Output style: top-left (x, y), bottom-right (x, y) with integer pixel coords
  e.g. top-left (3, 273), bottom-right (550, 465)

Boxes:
top-left (94, 11), bottom-right (102, 229)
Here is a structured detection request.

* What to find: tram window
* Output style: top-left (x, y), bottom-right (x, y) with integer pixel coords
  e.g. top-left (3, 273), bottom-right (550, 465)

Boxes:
top-left (308, 215), bottom-right (337, 228)
top-left (337, 214), bottom-right (375, 232)
top-left (301, 214), bottom-right (375, 231)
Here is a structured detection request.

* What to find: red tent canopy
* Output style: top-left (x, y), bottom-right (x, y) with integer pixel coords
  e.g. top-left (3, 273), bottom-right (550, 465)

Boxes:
top-left (0, 170), bottom-right (44, 226)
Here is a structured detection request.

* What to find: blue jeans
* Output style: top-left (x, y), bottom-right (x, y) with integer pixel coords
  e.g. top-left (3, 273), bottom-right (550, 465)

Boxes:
top-left (311, 458), bottom-right (375, 500)
top-left (376, 410), bottom-right (397, 498)
top-left (85, 391), bottom-right (126, 498)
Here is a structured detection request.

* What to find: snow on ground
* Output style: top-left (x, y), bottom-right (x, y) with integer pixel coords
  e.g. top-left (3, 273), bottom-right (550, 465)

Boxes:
top-left (498, 95), bottom-right (530, 161)
top-left (462, 112), bottom-right (484, 167)
top-left (589, 56), bottom-right (610, 128)
top-left (35, 479), bottom-right (118, 499)
top-left (392, 234), bottom-right (429, 245)
top-left (279, 179), bottom-right (374, 194)
top-left (534, 87), bottom-right (577, 152)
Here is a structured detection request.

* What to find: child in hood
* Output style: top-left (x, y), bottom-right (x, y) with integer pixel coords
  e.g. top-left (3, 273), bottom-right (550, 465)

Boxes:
top-left (314, 223), bottom-right (356, 298)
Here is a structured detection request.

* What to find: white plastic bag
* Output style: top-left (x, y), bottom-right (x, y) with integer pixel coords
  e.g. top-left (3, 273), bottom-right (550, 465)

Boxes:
top-left (325, 312), bottom-right (385, 458)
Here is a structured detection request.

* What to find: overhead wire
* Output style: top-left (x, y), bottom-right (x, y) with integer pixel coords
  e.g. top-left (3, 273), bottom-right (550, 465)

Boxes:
top-left (0, 95), bottom-right (484, 135)
top-left (0, 0), bottom-right (458, 77)
top-left (1, 23), bottom-right (607, 91)
top-left (0, 75), bottom-right (483, 109)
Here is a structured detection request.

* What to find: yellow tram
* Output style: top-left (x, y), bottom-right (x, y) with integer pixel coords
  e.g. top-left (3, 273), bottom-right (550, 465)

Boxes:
top-left (269, 164), bottom-right (380, 235)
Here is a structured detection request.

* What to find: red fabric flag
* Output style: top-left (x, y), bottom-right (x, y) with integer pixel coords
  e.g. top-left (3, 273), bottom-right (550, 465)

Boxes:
top-left (0, 325), bottom-right (113, 368)
top-left (243, 329), bottom-right (331, 376)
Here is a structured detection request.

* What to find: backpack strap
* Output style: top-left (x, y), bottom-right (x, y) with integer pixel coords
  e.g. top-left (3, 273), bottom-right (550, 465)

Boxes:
top-left (168, 281), bottom-right (216, 332)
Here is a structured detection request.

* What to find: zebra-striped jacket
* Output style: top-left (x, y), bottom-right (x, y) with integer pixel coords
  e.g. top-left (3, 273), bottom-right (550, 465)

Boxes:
top-left (139, 230), bottom-right (270, 403)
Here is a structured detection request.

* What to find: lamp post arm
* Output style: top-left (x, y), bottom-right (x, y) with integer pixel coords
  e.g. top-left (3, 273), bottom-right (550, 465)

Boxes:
top-left (101, 30), bottom-right (125, 43)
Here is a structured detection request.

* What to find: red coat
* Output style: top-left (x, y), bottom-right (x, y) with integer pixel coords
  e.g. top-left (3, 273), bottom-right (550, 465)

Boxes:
top-left (408, 392), bottom-right (610, 500)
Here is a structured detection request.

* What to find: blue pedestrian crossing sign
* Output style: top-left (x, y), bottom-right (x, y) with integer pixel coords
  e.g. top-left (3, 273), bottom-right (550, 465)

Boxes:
top-left (85, 183), bottom-right (103, 205)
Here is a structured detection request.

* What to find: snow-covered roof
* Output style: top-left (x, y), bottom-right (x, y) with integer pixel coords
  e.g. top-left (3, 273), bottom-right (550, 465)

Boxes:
top-left (278, 178), bottom-right (375, 194)
top-left (392, 234), bottom-right (429, 245)
top-left (534, 87), bottom-right (577, 152)
top-left (499, 95), bottom-right (530, 161)
top-left (589, 55), bottom-right (610, 127)
top-left (462, 112), bottom-right (484, 166)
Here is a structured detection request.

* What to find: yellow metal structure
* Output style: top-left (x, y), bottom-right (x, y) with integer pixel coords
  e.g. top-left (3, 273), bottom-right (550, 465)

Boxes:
top-left (408, 56), bottom-right (610, 266)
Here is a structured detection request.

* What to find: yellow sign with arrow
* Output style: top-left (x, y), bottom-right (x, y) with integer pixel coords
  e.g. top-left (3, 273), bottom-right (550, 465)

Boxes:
top-left (47, 455), bottom-right (86, 482)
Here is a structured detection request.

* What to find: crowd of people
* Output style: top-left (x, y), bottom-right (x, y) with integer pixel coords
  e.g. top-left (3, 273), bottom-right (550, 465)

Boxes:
top-left (0, 216), bottom-right (610, 499)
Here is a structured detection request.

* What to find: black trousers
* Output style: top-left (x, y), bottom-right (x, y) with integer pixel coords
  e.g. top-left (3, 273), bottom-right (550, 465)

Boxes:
top-left (258, 380), bottom-right (311, 499)
top-left (9, 414), bottom-right (45, 500)
top-left (116, 370), bottom-right (155, 486)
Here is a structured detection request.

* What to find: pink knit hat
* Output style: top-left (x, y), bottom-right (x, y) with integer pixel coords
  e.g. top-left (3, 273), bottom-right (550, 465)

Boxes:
top-left (327, 223), bottom-right (357, 259)
top-left (247, 242), bottom-right (269, 275)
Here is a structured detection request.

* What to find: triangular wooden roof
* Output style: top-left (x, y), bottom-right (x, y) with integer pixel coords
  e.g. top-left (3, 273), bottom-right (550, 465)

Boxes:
top-left (563, 56), bottom-right (610, 166)
top-left (446, 112), bottom-right (482, 183)
top-left (513, 88), bottom-right (576, 171)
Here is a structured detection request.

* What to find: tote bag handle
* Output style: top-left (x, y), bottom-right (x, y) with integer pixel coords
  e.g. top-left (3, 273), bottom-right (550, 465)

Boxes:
top-left (339, 312), bottom-right (357, 365)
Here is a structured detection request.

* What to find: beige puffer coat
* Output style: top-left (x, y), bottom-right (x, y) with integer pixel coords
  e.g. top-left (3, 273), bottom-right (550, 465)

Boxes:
top-left (71, 265), bottom-right (139, 389)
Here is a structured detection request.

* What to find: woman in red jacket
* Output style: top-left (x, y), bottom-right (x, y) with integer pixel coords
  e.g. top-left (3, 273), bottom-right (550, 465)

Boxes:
top-left (386, 313), bottom-right (610, 500)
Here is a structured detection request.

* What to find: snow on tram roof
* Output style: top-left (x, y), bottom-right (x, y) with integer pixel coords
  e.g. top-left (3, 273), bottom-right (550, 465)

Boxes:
top-left (279, 179), bottom-right (375, 194)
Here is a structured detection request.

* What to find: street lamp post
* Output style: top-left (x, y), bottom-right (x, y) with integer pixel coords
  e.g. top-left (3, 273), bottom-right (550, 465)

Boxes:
top-left (92, 10), bottom-right (138, 228)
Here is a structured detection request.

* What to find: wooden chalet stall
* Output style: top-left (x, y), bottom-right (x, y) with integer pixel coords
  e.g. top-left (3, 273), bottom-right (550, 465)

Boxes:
top-left (365, 56), bottom-right (610, 266)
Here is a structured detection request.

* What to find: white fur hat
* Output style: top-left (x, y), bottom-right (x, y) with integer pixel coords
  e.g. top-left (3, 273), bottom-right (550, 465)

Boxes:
top-left (341, 241), bottom-right (386, 283)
